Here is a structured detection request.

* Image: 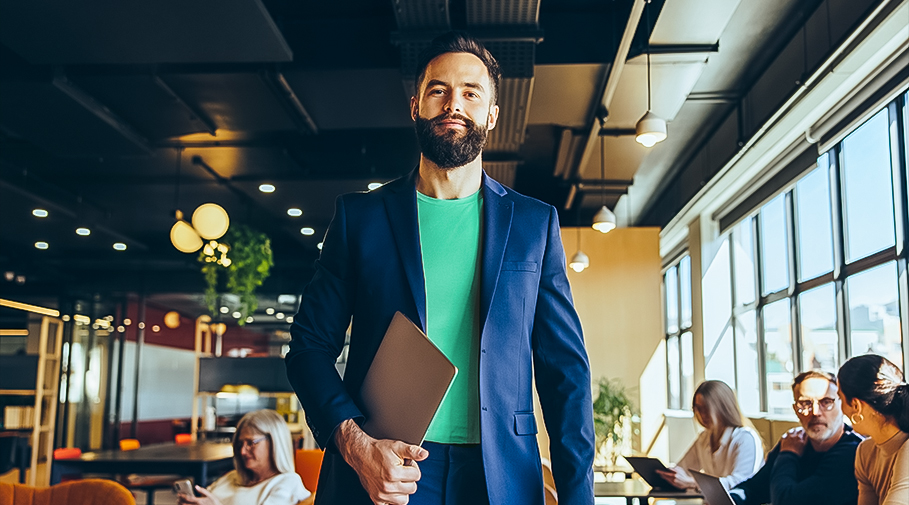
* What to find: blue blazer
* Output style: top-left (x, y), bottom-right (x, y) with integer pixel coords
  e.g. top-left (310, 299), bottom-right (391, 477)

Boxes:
top-left (286, 170), bottom-right (594, 505)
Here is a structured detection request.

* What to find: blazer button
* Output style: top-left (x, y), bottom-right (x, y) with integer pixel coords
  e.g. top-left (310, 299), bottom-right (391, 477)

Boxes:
top-left (482, 407), bottom-right (487, 411)
top-left (481, 349), bottom-right (486, 354)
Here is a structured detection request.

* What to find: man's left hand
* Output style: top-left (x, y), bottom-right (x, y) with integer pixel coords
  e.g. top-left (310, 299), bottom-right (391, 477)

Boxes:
top-left (779, 427), bottom-right (807, 456)
top-left (655, 467), bottom-right (697, 490)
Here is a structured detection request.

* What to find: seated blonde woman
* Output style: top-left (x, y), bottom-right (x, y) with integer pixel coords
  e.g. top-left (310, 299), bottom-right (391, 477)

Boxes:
top-left (657, 380), bottom-right (763, 490)
top-left (177, 409), bottom-right (311, 505)
top-left (837, 354), bottom-right (909, 505)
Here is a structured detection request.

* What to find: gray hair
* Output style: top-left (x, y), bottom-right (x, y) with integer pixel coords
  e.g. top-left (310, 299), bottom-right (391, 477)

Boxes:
top-left (233, 409), bottom-right (296, 485)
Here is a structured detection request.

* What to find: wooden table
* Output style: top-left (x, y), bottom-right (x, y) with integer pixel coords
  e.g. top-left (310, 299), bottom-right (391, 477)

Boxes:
top-left (51, 441), bottom-right (234, 486)
top-left (595, 479), bottom-right (703, 505)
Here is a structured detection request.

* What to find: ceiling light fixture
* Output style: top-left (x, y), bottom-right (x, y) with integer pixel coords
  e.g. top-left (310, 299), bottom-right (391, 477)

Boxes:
top-left (32, 209), bottom-right (48, 218)
top-left (259, 184), bottom-right (276, 193)
top-left (300, 227), bottom-right (315, 236)
top-left (192, 203), bottom-right (230, 241)
top-left (171, 210), bottom-right (203, 253)
top-left (592, 136), bottom-right (617, 233)
top-left (35, 242), bottom-right (48, 250)
top-left (113, 243), bottom-right (127, 251)
top-left (635, 0), bottom-right (667, 148)
top-left (568, 227), bottom-right (589, 273)
top-left (76, 227), bottom-right (91, 236)
top-left (266, 307), bottom-right (275, 315)
top-left (287, 208), bottom-right (303, 217)
top-left (368, 182), bottom-right (383, 190)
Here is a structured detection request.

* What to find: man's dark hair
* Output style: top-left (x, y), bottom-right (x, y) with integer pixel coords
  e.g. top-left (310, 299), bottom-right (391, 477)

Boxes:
top-left (414, 31), bottom-right (501, 104)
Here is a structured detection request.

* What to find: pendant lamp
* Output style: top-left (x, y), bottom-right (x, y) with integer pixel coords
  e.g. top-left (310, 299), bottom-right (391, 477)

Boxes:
top-left (592, 136), bottom-right (617, 233)
top-left (568, 227), bottom-right (589, 273)
top-left (635, 1), bottom-right (667, 148)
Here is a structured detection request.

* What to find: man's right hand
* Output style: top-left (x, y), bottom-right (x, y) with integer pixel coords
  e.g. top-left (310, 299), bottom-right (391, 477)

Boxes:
top-left (335, 419), bottom-right (429, 505)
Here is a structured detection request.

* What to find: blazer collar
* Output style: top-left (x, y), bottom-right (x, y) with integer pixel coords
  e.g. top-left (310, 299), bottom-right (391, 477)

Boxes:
top-left (382, 167), bottom-right (514, 333)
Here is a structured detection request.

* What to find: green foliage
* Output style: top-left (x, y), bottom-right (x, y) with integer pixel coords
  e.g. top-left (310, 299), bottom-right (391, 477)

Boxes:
top-left (200, 224), bottom-right (273, 325)
top-left (592, 377), bottom-right (634, 462)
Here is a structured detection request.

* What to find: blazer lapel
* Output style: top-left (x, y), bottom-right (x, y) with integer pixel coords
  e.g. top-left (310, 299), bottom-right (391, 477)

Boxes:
top-left (382, 170), bottom-right (427, 332)
top-left (480, 173), bottom-right (513, 331)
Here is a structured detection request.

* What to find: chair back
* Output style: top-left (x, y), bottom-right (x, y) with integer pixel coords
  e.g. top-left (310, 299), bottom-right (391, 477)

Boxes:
top-left (0, 479), bottom-right (135, 505)
top-left (294, 448), bottom-right (324, 493)
top-left (119, 439), bottom-right (140, 451)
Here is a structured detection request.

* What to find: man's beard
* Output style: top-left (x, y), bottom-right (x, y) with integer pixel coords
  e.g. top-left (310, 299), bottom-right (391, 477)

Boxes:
top-left (414, 111), bottom-right (488, 169)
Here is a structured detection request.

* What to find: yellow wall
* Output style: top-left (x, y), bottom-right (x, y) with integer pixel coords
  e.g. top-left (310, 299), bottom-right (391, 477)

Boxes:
top-left (535, 226), bottom-right (663, 458)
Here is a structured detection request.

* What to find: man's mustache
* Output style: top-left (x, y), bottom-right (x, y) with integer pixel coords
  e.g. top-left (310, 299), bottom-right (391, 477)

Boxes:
top-left (428, 113), bottom-right (476, 128)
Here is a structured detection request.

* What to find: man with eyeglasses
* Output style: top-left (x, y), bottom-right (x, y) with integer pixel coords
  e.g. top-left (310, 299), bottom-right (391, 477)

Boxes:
top-left (729, 370), bottom-right (862, 505)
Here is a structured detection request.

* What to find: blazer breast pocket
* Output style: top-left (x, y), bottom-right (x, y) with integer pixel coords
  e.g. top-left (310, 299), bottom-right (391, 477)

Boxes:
top-left (502, 261), bottom-right (538, 272)
top-left (514, 412), bottom-right (538, 435)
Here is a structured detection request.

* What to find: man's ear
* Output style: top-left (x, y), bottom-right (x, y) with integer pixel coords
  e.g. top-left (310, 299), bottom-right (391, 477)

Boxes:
top-left (411, 96), bottom-right (418, 122)
top-left (486, 104), bottom-right (500, 131)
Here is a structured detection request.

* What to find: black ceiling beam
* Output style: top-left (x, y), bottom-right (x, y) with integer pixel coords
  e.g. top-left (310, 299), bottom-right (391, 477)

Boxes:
top-left (152, 75), bottom-right (217, 136)
top-left (51, 72), bottom-right (152, 153)
top-left (260, 70), bottom-right (319, 135)
top-left (390, 27), bottom-right (545, 45)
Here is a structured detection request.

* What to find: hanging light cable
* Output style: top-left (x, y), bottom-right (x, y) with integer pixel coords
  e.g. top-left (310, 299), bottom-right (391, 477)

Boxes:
top-left (592, 136), bottom-right (617, 233)
top-left (170, 147), bottom-right (203, 253)
top-left (635, 0), bottom-right (667, 148)
top-left (569, 226), bottom-right (589, 273)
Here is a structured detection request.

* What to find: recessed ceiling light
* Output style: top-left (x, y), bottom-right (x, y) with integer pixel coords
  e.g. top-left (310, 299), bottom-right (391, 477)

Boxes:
top-left (152, 325), bottom-right (160, 333)
top-left (32, 209), bottom-right (48, 218)
top-left (286, 316), bottom-right (293, 323)
top-left (259, 184), bottom-right (276, 193)
top-left (276, 312), bottom-right (285, 320)
top-left (266, 307), bottom-right (275, 315)
top-left (317, 242), bottom-right (323, 250)
top-left (287, 208), bottom-right (303, 217)
top-left (35, 242), bottom-right (48, 250)
top-left (76, 227), bottom-right (91, 236)
top-left (300, 227), bottom-right (315, 236)
top-left (231, 311), bottom-right (241, 319)
top-left (113, 243), bottom-right (127, 251)
top-left (246, 316), bottom-right (254, 323)
top-left (219, 306), bottom-right (229, 314)
top-left (368, 182), bottom-right (383, 190)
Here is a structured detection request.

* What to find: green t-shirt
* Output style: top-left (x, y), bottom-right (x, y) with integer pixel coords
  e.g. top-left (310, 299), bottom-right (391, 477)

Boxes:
top-left (417, 189), bottom-right (482, 444)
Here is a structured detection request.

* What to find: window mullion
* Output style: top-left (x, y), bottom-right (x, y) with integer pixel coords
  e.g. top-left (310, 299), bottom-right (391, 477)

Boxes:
top-left (830, 146), bottom-right (851, 361)
top-left (785, 192), bottom-right (803, 373)
top-left (752, 215), bottom-right (769, 413)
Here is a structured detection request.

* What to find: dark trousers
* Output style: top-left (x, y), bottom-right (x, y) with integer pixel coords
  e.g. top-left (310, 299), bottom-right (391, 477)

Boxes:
top-left (410, 441), bottom-right (490, 505)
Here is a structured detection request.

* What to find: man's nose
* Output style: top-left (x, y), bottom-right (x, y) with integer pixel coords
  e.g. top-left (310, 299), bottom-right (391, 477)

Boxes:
top-left (811, 401), bottom-right (821, 416)
top-left (444, 94), bottom-right (463, 114)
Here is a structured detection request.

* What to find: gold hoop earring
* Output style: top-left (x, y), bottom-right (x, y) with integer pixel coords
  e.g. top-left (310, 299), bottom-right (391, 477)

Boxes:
top-left (850, 413), bottom-right (864, 425)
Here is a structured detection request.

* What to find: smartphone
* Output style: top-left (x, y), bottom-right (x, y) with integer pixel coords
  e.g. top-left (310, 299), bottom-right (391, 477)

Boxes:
top-left (173, 479), bottom-right (195, 496)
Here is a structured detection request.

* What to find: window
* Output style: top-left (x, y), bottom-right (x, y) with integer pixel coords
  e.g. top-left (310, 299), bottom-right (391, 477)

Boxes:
top-left (664, 255), bottom-right (695, 410)
top-left (702, 94), bottom-right (908, 417)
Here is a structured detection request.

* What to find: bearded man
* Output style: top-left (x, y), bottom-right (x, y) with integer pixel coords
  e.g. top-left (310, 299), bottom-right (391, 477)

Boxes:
top-left (285, 31), bottom-right (595, 505)
top-left (730, 371), bottom-right (861, 505)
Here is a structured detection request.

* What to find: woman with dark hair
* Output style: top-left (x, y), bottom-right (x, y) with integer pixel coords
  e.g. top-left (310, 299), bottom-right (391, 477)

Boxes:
top-left (656, 380), bottom-right (763, 490)
top-left (837, 354), bottom-right (909, 505)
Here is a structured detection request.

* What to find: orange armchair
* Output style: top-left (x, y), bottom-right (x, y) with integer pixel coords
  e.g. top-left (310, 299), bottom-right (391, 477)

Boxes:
top-left (294, 448), bottom-right (324, 494)
top-left (0, 479), bottom-right (135, 505)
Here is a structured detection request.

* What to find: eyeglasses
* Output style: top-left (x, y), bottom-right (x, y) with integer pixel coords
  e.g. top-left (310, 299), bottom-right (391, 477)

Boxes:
top-left (794, 397), bottom-right (837, 415)
top-left (237, 436), bottom-right (267, 450)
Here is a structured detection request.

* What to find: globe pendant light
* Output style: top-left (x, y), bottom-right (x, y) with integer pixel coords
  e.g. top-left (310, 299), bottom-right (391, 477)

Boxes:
top-left (192, 203), bottom-right (230, 240)
top-left (635, 1), bottom-right (667, 148)
top-left (170, 210), bottom-right (203, 253)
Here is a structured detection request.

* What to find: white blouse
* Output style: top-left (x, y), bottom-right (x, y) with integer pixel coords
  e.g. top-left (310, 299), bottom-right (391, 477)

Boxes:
top-left (208, 470), bottom-right (311, 505)
top-left (676, 426), bottom-right (763, 489)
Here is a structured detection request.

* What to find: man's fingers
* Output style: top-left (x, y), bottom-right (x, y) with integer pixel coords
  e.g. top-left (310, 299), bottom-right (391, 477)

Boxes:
top-left (393, 441), bottom-right (428, 461)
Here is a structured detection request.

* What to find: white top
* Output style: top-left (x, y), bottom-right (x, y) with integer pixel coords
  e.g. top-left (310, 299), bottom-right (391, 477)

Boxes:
top-left (677, 426), bottom-right (763, 490)
top-left (208, 470), bottom-right (311, 505)
top-left (856, 431), bottom-right (909, 505)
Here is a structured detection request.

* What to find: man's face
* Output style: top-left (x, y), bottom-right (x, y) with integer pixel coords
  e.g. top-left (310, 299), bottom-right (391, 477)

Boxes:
top-left (411, 52), bottom-right (499, 169)
top-left (792, 377), bottom-right (843, 444)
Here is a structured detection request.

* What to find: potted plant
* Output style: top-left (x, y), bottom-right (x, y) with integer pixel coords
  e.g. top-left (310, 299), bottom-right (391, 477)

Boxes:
top-left (592, 377), bottom-right (635, 467)
top-left (200, 224), bottom-right (274, 325)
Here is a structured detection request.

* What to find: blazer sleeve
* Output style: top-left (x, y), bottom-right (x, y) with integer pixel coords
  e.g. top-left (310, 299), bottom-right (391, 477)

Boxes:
top-left (530, 206), bottom-right (595, 505)
top-left (285, 195), bottom-right (364, 449)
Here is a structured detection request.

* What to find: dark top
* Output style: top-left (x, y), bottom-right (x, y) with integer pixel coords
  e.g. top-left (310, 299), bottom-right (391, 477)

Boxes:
top-left (731, 425), bottom-right (862, 505)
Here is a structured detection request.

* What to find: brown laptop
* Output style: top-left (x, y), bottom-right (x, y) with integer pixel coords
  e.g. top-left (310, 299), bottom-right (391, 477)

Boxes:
top-left (360, 312), bottom-right (458, 446)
